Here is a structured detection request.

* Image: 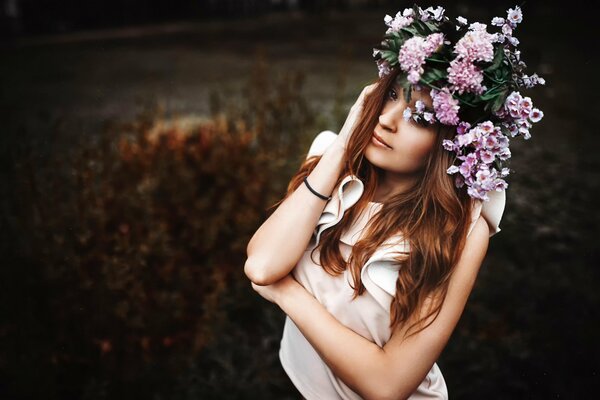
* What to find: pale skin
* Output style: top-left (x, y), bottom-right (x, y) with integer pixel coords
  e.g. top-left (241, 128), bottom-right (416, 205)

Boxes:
top-left (249, 83), bottom-right (492, 399)
top-left (367, 83), bottom-right (440, 202)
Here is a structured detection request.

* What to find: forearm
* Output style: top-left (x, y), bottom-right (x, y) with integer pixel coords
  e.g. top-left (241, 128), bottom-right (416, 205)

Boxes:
top-left (278, 282), bottom-right (387, 399)
top-left (245, 142), bottom-right (345, 286)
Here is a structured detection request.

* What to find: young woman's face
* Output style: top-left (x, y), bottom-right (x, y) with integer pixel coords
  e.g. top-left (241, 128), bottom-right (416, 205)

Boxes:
top-left (365, 82), bottom-right (438, 175)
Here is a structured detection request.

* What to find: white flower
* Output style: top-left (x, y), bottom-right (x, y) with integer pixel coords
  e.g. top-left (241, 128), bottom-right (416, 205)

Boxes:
top-left (456, 16), bottom-right (468, 25)
top-left (425, 6), bottom-right (445, 21)
top-left (469, 22), bottom-right (487, 31)
top-left (403, 107), bottom-right (412, 121)
top-left (447, 165), bottom-right (460, 174)
top-left (507, 6), bottom-right (523, 25)
top-left (508, 36), bottom-right (520, 46)
top-left (491, 17), bottom-right (505, 26)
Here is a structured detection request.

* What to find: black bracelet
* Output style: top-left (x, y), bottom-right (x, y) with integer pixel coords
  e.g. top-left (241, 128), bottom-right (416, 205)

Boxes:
top-left (303, 177), bottom-right (332, 201)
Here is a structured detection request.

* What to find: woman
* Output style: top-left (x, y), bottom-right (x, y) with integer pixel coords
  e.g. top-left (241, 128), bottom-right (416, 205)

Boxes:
top-left (245, 5), bottom-right (544, 399)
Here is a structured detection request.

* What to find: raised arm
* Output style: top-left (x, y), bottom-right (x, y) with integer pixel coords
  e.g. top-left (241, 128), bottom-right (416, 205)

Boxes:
top-left (244, 84), bottom-right (376, 286)
top-left (244, 139), bottom-right (345, 286)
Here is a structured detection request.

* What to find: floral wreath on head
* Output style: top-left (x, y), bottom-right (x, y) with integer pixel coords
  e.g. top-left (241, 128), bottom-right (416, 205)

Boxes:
top-left (372, 4), bottom-right (545, 201)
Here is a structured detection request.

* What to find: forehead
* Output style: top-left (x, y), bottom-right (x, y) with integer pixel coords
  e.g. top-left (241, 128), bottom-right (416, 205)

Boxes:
top-left (391, 81), bottom-right (434, 108)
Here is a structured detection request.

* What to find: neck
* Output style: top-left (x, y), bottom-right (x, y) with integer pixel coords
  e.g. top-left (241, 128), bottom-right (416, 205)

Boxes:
top-left (373, 170), bottom-right (421, 202)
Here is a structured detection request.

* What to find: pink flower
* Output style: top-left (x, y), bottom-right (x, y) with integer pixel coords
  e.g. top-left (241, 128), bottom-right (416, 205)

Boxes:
top-left (431, 87), bottom-right (460, 125)
top-left (447, 58), bottom-right (486, 95)
top-left (453, 27), bottom-right (496, 63)
top-left (457, 132), bottom-right (474, 147)
top-left (484, 134), bottom-right (498, 149)
top-left (443, 139), bottom-right (456, 151)
top-left (398, 33), bottom-right (446, 84)
top-left (519, 96), bottom-right (533, 117)
top-left (529, 108), bottom-right (544, 123)
top-left (480, 149), bottom-right (495, 163)
top-left (456, 121), bottom-right (472, 134)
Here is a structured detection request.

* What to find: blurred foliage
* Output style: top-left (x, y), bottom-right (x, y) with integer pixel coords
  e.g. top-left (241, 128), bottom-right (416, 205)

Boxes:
top-left (1, 48), bottom-right (599, 400)
top-left (1, 50), bottom-right (319, 399)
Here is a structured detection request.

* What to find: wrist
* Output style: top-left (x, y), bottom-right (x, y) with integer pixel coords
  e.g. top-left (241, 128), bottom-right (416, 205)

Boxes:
top-left (326, 137), bottom-right (348, 157)
top-left (277, 279), bottom-right (303, 311)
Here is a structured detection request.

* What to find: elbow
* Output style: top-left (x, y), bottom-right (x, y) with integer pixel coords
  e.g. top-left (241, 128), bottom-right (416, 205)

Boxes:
top-left (365, 388), bottom-right (410, 400)
top-left (244, 257), bottom-right (276, 286)
top-left (361, 375), bottom-right (412, 400)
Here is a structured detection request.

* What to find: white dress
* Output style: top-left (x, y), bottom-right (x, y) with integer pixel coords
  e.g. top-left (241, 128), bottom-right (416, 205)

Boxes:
top-left (278, 130), bottom-right (506, 399)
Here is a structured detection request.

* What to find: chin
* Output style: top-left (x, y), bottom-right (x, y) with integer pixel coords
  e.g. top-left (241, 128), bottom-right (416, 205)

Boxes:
top-left (364, 146), bottom-right (419, 175)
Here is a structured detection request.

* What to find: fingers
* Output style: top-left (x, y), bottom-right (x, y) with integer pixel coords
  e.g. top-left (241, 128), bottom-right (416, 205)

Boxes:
top-left (354, 83), bottom-right (378, 110)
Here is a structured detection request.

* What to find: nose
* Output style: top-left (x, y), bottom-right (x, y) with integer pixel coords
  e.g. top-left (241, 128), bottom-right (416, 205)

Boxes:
top-left (378, 101), bottom-right (406, 134)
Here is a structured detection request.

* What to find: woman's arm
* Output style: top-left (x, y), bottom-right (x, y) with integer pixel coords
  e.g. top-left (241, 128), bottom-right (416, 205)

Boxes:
top-left (252, 216), bottom-right (490, 400)
top-left (245, 84), bottom-right (376, 287)
top-left (244, 140), bottom-right (345, 286)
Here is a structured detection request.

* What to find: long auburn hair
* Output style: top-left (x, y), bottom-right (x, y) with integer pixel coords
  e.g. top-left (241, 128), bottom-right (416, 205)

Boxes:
top-left (272, 68), bottom-right (475, 339)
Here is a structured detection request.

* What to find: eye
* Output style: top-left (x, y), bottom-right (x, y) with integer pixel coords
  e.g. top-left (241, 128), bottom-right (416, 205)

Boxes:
top-left (387, 87), bottom-right (398, 102)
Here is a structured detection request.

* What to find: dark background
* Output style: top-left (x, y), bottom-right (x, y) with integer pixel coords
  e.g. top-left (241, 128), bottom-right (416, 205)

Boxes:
top-left (1, 0), bottom-right (598, 399)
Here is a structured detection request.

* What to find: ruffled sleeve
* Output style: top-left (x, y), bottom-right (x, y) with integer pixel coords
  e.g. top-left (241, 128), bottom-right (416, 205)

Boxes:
top-left (305, 130), bottom-right (402, 308)
top-left (467, 189), bottom-right (506, 238)
top-left (305, 130), bottom-right (365, 247)
top-left (359, 234), bottom-right (409, 310)
top-left (313, 175), bottom-right (364, 246)
top-left (306, 130), bottom-right (338, 159)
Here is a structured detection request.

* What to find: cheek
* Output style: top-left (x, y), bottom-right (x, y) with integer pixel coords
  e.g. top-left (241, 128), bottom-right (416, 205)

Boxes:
top-left (367, 129), bottom-right (436, 172)
top-left (392, 128), bottom-right (436, 164)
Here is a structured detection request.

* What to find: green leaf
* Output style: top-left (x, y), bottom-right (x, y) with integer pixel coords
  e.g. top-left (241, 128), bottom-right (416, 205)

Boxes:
top-left (491, 95), bottom-right (505, 113)
top-left (425, 54), bottom-right (449, 64)
top-left (381, 50), bottom-right (398, 64)
top-left (484, 46), bottom-right (505, 73)
top-left (423, 21), bottom-right (439, 32)
top-left (403, 81), bottom-right (412, 103)
top-left (420, 67), bottom-right (446, 83)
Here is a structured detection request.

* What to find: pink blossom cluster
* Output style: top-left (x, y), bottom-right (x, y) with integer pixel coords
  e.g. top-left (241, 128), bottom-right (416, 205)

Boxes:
top-left (373, 4), bottom-right (546, 201)
top-left (495, 91), bottom-right (544, 140)
top-left (431, 87), bottom-right (460, 125)
top-left (443, 121), bottom-right (511, 201)
top-left (398, 33), bottom-right (445, 84)
top-left (447, 24), bottom-right (497, 95)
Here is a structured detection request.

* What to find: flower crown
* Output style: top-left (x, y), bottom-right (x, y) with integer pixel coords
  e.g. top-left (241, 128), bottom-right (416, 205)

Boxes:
top-left (372, 4), bottom-right (545, 201)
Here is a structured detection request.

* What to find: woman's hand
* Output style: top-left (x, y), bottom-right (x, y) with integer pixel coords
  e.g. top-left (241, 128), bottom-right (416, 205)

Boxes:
top-left (251, 273), bottom-right (300, 306)
top-left (334, 83), bottom-right (378, 151)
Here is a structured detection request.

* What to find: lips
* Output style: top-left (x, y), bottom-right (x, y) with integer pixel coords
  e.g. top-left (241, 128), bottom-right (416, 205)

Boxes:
top-left (373, 131), bottom-right (392, 149)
